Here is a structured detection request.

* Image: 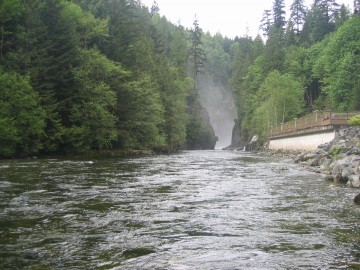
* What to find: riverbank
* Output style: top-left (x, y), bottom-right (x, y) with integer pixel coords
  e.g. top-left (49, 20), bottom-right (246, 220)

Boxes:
top-left (293, 128), bottom-right (360, 187)
top-left (260, 127), bottom-right (360, 202)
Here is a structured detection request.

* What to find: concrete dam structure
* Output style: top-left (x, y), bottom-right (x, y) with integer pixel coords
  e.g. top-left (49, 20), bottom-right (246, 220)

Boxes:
top-left (268, 111), bottom-right (358, 152)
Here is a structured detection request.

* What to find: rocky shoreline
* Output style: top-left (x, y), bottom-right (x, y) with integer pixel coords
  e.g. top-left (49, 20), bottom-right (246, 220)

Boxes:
top-left (265, 127), bottom-right (360, 204)
top-left (294, 128), bottom-right (360, 184)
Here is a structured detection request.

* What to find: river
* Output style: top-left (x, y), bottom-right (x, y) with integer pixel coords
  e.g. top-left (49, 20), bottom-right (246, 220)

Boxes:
top-left (0, 150), bottom-right (360, 269)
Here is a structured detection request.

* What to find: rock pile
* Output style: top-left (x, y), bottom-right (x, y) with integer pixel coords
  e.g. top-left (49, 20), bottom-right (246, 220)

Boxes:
top-left (294, 128), bottom-right (360, 203)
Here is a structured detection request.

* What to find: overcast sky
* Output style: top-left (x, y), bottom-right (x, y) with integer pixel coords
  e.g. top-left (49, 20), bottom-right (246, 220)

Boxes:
top-left (141, 0), bottom-right (354, 38)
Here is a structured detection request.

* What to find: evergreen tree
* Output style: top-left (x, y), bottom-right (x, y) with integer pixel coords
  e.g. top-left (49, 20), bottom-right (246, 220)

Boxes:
top-left (316, 17), bottom-right (360, 110)
top-left (289, 0), bottom-right (307, 35)
top-left (263, 26), bottom-right (285, 72)
top-left (150, 0), bottom-right (160, 15)
top-left (189, 17), bottom-right (206, 90)
top-left (273, 0), bottom-right (287, 30)
top-left (70, 48), bottom-right (121, 151)
top-left (170, 26), bottom-right (188, 76)
top-left (355, 0), bottom-right (360, 15)
top-left (335, 4), bottom-right (351, 29)
top-left (284, 20), bottom-right (297, 46)
top-left (0, 0), bottom-right (23, 60)
top-left (0, 72), bottom-right (45, 157)
top-left (105, 0), bottom-right (144, 65)
top-left (309, 0), bottom-right (340, 42)
top-left (260, 9), bottom-right (272, 37)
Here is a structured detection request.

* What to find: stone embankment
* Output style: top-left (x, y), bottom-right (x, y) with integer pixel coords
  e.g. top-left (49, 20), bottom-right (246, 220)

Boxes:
top-left (293, 127), bottom-right (360, 203)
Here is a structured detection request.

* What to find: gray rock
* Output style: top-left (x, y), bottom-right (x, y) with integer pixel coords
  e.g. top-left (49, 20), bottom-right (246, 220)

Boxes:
top-left (346, 148), bottom-right (360, 156)
top-left (319, 157), bottom-right (332, 169)
top-left (354, 193), bottom-right (360, 204)
top-left (347, 175), bottom-right (360, 188)
top-left (331, 163), bottom-right (345, 175)
top-left (341, 167), bottom-right (353, 182)
top-left (303, 153), bottom-right (318, 161)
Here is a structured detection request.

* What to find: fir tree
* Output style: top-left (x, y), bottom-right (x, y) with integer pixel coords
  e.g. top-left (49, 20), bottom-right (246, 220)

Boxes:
top-left (189, 16), bottom-right (206, 90)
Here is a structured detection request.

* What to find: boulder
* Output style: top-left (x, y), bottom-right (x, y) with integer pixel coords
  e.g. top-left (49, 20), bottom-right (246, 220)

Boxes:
top-left (354, 193), bottom-right (360, 204)
top-left (347, 175), bottom-right (360, 188)
top-left (341, 167), bottom-right (353, 182)
top-left (310, 157), bottom-right (319, 167)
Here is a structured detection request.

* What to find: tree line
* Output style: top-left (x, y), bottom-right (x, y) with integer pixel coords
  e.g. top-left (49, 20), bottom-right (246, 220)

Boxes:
top-left (1, 0), bottom-right (359, 158)
top-left (231, 0), bottom-right (360, 144)
top-left (0, 0), bottom-right (220, 158)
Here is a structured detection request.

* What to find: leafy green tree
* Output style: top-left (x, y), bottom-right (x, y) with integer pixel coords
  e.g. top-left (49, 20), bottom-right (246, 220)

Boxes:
top-left (69, 49), bottom-right (123, 151)
top-left (317, 17), bottom-right (360, 110)
top-left (117, 75), bottom-right (165, 149)
top-left (252, 70), bottom-right (304, 137)
top-left (0, 72), bottom-right (45, 158)
top-left (62, 1), bottom-right (108, 49)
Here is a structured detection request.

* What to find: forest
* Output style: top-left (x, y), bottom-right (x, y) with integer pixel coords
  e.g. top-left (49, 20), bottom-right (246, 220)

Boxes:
top-left (0, 0), bottom-right (359, 158)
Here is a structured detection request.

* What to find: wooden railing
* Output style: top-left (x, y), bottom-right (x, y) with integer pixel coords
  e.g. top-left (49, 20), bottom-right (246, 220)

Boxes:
top-left (269, 111), bottom-right (359, 137)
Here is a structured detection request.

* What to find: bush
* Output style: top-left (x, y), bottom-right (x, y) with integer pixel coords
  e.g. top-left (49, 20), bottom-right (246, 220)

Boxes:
top-left (329, 145), bottom-right (343, 159)
top-left (0, 72), bottom-right (45, 157)
top-left (348, 115), bottom-right (360, 126)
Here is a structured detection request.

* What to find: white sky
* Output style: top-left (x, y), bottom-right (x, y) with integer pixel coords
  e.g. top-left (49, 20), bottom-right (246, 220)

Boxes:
top-left (141, 0), bottom-right (354, 38)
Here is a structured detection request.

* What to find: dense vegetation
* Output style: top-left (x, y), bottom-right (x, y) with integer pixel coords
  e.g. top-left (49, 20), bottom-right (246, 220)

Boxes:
top-left (231, 0), bottom-right (360, 144)
top-left (0, 0), bottom-right (221, 158)
top-left (1, 0), bottom-right (359, 157)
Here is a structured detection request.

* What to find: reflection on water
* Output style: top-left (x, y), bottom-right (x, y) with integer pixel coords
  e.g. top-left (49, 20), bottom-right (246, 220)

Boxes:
top-left (0, 150), bottom-right (360, 269)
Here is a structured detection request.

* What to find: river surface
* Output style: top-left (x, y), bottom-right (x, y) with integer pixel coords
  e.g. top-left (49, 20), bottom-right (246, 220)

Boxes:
top-left (1, 150), bottom-right (360, 269)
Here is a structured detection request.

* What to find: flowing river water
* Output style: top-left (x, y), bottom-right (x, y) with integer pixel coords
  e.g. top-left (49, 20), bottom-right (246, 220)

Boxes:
top-left (1, 150), bottom-right (360, 269)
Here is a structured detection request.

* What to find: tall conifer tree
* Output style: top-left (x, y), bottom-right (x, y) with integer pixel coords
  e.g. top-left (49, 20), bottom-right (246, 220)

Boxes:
top-left (189, 16), bottom-right (206, 91)
top-left (290, 0), bottom-right (307, 34)
top-left (273, 0), bottom-right (287, 30)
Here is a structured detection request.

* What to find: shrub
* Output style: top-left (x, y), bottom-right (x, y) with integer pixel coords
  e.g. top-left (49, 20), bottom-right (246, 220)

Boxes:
top-left (329, 145), bottom-right (342, 159)
top-left (348, 115), bottom-right (360, 126)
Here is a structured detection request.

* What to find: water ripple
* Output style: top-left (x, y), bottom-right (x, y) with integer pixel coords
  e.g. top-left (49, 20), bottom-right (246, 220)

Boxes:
top-left (0, 151), bottom-right (360, 269)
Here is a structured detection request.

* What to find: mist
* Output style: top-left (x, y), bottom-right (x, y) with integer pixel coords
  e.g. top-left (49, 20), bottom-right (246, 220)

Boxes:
top-left (198, 76), bottom-right (236, 149)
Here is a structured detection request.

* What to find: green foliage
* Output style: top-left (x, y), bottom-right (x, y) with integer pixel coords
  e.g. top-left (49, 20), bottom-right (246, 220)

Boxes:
top-left (263, 27), bottom-right (285, 72)
top-left (0, 72), bottom-right (45, 158)
top-left (251, 70), bottom-right (304, 137)
top-left (70, 48), bottom-right (122, 151)
top-left (61, 1), bottom-right (109, 49)
top-left (189, 17), bottom-right (206, 88)
top-left (0, 0), bottom-right (357, 157)
top-left (329, 145), bottom-right (343, 159)
top-left (348, 115), bottom-right (360, 126)
top-left (318, 17), bottom-right (360, 111)
top-left (185, 110), bottom-right (216, 150)
top-left (118, 75), bottom-right (165, 149)
top-left (160, 67), bottom-right (191, 151)
top-left (203, 33), bottom-right (231, 85)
